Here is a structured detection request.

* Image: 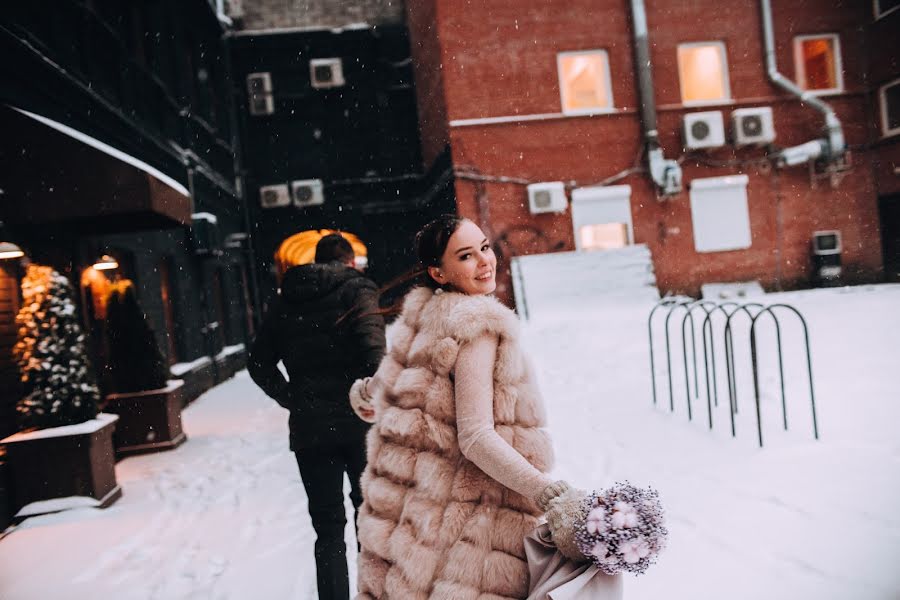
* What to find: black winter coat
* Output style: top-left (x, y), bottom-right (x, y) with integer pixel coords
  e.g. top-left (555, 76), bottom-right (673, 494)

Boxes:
top-left (248, 262), bottom-right (386, 449)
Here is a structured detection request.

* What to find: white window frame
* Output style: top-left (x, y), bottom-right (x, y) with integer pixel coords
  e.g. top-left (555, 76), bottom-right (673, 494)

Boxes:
top-left (793, 34), bottom-right (844, 96)
top-left (879, 77), bottom-right (900, 138)
top-left (677, 41), bottom-right (732, 107)
top-left (557, 50), bottom-right (615, 116)
top-left (873, 0), bottom-right (900, 20)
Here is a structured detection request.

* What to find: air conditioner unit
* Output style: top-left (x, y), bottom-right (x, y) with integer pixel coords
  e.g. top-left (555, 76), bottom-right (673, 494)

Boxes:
top-left (732, 107), bottom-right (776, 146)
top-left (527, 182), bottom-right (568, 215)
top-left (259, 184), bottom-right (291, 209)
top-left (291, 179), bottom-right (325, 208)
top-left (310, 58), bottom-right (345, 89)
top-left (246, 72), bottom-right (274, 116)
top-left (683, 111), bottom-right (726, 150)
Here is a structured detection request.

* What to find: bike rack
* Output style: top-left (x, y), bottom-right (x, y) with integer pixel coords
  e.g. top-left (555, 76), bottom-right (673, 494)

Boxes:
top-left (648, 296), bottom-right (818, 447)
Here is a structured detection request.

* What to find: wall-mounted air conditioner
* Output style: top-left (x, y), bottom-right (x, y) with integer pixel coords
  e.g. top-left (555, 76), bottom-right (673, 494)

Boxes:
top-left (259, 184), bottom-right (291, 209)
top-left (527, 182), bottom-right (568, 215)
top-left (246, 72), bottom-right (274, 116)
top-left (310, 58), bottom-right (345, 89)
top-left (291, 179), bottom-right (325, 207)
top-left (683, 111), bottom-right (725, 150)
top-left (732, 107), bottom-right (776, 146)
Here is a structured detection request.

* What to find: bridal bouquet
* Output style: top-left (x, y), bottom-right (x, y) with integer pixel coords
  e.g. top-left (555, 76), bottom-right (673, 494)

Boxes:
top-left (573, 482), bottom-right (668, 575)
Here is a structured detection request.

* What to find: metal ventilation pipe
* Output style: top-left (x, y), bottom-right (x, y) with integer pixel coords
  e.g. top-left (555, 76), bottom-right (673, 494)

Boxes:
top-left (629, 0), bottom-right (682, 195)
top-left (760, 0), bottom-right (845, 165)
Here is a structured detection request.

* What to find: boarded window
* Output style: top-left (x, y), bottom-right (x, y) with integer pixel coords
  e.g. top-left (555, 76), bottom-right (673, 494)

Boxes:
top-left (689, 175), bottom-right (752, 253)
top-left (557, 50), bottom-right (614, 115)
top-left (678, 42), bottom-right (731, 105)
top-left (794, 35), bottom-right (843, 94)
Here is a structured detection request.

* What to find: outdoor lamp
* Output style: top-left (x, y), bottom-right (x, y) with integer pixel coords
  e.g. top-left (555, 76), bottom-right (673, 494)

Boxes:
top-left (0, 241), bottom-right (25, 260)
top-left (93, 254), bottom-right (119, 271)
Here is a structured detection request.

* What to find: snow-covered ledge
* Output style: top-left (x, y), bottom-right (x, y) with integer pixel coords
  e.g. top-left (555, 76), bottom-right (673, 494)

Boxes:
top-left (1, 413), bottom-right (119, 444)
top-left (215, 343), bottom-right (245, 361)
top-left (105, 379), bottom-right (184, 400)
top-left (170, 356), bottom-right (213, 377)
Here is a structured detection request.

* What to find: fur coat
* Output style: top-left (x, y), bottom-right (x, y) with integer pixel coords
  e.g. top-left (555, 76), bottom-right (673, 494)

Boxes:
top-left (356, 287), bottom-right (554, 599)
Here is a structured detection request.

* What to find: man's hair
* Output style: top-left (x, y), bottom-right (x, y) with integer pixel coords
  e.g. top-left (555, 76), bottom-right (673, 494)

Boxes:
top-left (315, 233), bottom-right (354, 264)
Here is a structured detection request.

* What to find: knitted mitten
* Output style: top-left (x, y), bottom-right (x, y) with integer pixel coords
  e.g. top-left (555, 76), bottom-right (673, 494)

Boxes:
top-left (349, 377), bottom-right (376, 423)
top-left (539, 481), bottom-right (589, 562)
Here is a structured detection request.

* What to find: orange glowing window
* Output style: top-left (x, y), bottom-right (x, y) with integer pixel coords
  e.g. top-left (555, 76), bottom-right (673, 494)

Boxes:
top-left (794, 34), bottom-right (843, 94)
top-left (578, 223), bottom-right (629, 251)
top-left (677, 42), bottom-right (731, 105)
top-left (557, 50), bottom-right (614, 115)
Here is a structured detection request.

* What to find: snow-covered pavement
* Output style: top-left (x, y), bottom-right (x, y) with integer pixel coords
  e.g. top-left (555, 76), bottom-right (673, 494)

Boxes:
top-left (0, 371), bottom-right (361, 599)
top-left (1, 284), bottom-right (899, 599)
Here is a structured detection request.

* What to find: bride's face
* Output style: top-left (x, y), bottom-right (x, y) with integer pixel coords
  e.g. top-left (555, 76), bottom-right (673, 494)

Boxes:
top-left (428, 220), bottom-right (497, 295)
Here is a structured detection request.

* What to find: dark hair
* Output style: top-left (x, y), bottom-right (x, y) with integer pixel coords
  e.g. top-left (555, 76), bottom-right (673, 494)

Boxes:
top-left (414, 214), bottom-right (467, 288)
top-left (315, 233), bottom-right (354, 264)
top-left (335, 215), bottom-right (468, 325)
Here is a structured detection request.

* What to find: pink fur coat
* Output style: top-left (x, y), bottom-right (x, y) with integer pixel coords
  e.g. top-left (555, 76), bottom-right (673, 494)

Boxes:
top-left (356, 287), bottom-right (554, 599)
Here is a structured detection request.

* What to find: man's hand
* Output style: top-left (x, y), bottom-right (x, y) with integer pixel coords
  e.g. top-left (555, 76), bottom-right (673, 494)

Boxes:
top-left (349, 378), bottom-right (377, 424)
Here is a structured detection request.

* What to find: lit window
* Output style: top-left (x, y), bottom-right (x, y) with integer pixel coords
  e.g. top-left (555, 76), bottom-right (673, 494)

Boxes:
top-left (880, 77), bottom-right (900, 137)
top-left (793, 34), bottom-right (843, 95)
top-left (690, 175), bottom-right (751, 253)
top-left (874, 0), bottom-right (900, 19)
top-left (677, 42), bottom-right (731, 105)
top-left (557, 50), bottom-right (614, 115)
top-left (578, 224), bottom-right (629, 251)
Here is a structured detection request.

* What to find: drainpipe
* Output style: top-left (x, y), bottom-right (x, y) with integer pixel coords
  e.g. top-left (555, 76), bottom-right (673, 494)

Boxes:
top-left (760, 0), bottom-right (845, 166)
top-left (629, 0), bottom-right (682, 196)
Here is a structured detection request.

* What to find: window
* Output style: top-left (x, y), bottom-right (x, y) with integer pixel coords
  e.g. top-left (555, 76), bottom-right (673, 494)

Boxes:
top-left (793, 34), bottom-right (844, 95)
top-left (557, 50), bottom-right (614, 115)
top-left (677, 42), bottom-right (731, 105)
top-left (879, 77), bottom-right (900, 137)
top-left (874, 0), bottom-right (900, 19)
top-left (571, 185), bottom-right (634, 251)
top-left (689, 175), bottom-right (752, 253)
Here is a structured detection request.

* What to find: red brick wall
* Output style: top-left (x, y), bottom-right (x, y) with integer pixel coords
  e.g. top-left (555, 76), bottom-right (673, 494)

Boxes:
top-left (406, 0), bottom-right (451, 170)
top-left (409, 0), bottom-right (887, 302)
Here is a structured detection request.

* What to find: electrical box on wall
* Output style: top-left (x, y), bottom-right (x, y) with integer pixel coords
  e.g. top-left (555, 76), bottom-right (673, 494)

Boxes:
top-left (527, 182), bottom-right (568, 214)
top-left (259, 184), bottom-right (291, 209)
top-left (291, 179), bottom-right (325, 208)
top-left (310, 58), bottom-right (345, 89)
top-left (683, 111), bottom-right (726, 150)
top-left (732, 107), bottom-right (776, 146)
top-left (190, 212), bottom-right (221, 256)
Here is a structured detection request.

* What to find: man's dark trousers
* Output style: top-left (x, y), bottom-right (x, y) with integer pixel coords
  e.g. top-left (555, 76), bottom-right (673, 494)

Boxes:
top-left (294, 438), bottom-right (367, 600)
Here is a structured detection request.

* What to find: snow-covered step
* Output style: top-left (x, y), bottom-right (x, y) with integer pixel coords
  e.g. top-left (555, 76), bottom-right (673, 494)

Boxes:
top-left (511, 244), bottom-right (659, 320)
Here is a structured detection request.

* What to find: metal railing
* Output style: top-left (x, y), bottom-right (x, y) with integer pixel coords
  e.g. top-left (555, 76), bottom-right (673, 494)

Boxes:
top-left (648, 297), bottom-right (819, 447)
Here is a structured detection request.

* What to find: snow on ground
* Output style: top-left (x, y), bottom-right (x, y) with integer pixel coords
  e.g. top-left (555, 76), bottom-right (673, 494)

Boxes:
top-left (1, 284), bottom-right (899, 599)
top-left (0, 372), bottom-right (360, 600)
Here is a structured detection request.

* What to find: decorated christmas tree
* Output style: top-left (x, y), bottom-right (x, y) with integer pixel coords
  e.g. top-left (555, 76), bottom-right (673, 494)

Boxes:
top-left (14, 264), bottom-right (100, 430)
top-left (104, 280), bottom-right (168, 394)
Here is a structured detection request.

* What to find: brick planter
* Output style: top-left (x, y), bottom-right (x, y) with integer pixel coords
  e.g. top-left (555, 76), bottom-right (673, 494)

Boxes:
top-left (1, 414), bottom-right (122, 519)
top-left (103, 380), bottom-right (186, 456)
top-left (172, 358), bottom-right (215, 407)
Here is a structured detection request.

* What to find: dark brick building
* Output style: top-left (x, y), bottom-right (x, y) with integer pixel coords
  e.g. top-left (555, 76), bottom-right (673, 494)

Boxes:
top-left (227, 2), bottom-right (454, 307)
top-left (406, 0), bottom-right (899, 302)
top-left (0, 1), bottom-right (257, 442)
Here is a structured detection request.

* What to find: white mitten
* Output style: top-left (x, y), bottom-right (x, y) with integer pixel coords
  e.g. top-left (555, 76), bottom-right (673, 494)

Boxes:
top-left (349, 377), bottom-right (376, 424)
top-left (540, 480), bottom-right (589, 562)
